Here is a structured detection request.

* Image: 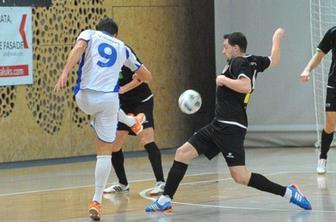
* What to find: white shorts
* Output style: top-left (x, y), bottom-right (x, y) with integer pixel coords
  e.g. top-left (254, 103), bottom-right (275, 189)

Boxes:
top-left (75, 90), bottom-right (119, 143)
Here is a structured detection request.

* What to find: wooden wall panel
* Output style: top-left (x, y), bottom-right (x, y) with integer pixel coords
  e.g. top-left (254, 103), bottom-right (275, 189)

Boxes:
top-left (0, 0), bottom-right (214, 162)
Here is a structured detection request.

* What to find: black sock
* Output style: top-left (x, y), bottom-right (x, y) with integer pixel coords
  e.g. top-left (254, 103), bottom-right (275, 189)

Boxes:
top-left (111, 150), bottom-right (128, 186)
top-left (144, 142), bottom-right (165, 182)
top-left (163, 160), bottom-right (188, 199)
top-left (248, 172), bottom-right (286, 196)
top-left (320, 130), bottom-right (334, 159)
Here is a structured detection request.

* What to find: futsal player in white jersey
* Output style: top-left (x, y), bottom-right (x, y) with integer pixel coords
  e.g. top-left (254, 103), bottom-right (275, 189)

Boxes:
top-left (54, 17), bottom-right (152, 221)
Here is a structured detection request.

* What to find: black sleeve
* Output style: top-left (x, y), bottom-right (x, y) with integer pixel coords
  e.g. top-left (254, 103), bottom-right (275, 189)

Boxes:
top-left (125, 44), bottom-right (142, 64)
top-left (317, 27), bottom-right (335, 54)
top-left (230, 57), bottom-right (253, 80)
top-left (121, 45), bottom-right (142, 79)
top-left (254, 56), bottom-right (271, 73)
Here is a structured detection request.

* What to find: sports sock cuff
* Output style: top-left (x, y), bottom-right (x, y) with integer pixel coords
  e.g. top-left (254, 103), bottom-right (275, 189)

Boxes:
top-left (322, 130), bottom-right (334, 136)
top-left (96, 155), bottom-right (112, 159)
top-left (112, 149), bottom-right (123, 155)
top-left (144, 142), bottom-right (158, 151)
top-left (173, 160), bottom-right (188, 169)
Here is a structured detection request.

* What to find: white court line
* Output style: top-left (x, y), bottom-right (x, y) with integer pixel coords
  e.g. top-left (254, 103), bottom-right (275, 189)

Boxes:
top-left (1, 170), bottom-right (335, 198)
top-left (140, 171), bottom-right (285, 201)
top-left (0, 171), bottom-right (217, 197)
top-left (142, 195), bottom-right (336, 213)
top-left (139, 171), bottom-right (336, 213)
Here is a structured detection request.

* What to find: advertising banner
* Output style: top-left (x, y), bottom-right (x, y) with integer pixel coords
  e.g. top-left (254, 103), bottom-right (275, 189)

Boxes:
top-left (0, 7), bottom-right (32, 86)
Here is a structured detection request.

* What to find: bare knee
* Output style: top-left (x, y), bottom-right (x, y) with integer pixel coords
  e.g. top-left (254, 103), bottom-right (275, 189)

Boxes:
top-left (111, 143), bottom-right (122, 153)
top-left (111, 131), bottom-right (128, 152)
top-left (231, 174), bottom-right (247, 185)
top-left (325, 113), bottom-right (336, 133)
top-left (230, 167), bottom-right (251, 185)
top-left (139, 128), bottom-right (154, 147)
top-left (175, 143), bottom-right (198, 164)
top-left (140, 136), bottom-right (153, 147)
top-left (324, 124), bottom-right (335, 134)
top-left (96, 139), bottom-right (114, 155)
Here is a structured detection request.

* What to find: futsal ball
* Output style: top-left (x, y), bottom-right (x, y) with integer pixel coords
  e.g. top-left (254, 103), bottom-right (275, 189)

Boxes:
top-left (178, 89), bottom-right (202, 114)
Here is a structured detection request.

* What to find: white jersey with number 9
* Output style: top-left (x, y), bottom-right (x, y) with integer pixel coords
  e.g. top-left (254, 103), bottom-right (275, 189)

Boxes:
top-left (74, 29), bottom-right (141, 95)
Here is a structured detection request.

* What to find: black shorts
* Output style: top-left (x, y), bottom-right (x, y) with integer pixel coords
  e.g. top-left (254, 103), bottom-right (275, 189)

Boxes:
top-left (118, 96), bottom-right (154, 135)
top-left (326, 87), bottom-right (336, 111)
top-left (188, 120), bottom-right (246, 166)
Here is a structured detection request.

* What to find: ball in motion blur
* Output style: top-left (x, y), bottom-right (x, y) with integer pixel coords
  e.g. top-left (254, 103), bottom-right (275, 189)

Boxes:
top-left (178, 89), bottom-right (202, 114)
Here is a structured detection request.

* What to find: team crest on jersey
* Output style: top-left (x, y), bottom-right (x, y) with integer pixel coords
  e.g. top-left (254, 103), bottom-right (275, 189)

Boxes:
top-left (250, 62), bottom-right (257, 66)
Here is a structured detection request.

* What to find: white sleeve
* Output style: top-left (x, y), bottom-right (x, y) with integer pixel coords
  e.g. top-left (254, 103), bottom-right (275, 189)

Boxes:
top-left (77, 30), bottom-right (93, 42)
top-left (123, 46), bottom-right (142, 72)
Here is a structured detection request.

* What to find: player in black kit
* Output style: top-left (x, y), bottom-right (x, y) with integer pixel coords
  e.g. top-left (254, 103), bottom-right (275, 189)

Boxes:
top-left (301, 26), bottom-right (336, 174)
top-left (104, 47), bottom-right (165, 195)
top-left (145, 28), bottom-right (312, 212)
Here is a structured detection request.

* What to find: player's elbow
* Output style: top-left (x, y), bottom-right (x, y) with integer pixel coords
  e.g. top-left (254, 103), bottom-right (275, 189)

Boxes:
top-left (136, 66), bottom-right (152, 82)
top-left (271, 59), bottom-right (280, 67)
top-left (240, 85), bottom-right (251, 94)
top-left (270, 55), bottom-right (280, 67)
top-left (141, 70), bottom-right (152, 82)
top-left (74, 40), bottom-right (88, 52)
top-left (145, 70), bottom-right (152, 82)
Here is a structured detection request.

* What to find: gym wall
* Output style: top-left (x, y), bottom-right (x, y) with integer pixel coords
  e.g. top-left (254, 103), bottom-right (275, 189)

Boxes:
top-left (0, 0), bottom-right (215, 163)
top-left (215, 0), bottom-right (316, 147)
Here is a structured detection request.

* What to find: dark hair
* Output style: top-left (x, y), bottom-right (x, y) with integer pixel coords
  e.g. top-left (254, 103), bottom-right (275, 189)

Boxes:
top-left (96, 17), bottom-right (118, 35)
top-left (223, 32), bottom-right (247, 53)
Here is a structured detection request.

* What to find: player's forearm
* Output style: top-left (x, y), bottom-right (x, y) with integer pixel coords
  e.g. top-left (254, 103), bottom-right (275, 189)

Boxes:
top-left (135, 65), bottom-right (152, 82)
top-left (270, 40), bottom-right (281, 67)
top-left (221, 77), bottom-right (251, 94)
top-left (270, 28), bottom-right (285, 67)
top-left (121, 79), bottom-right (142, 93)
top-left (62, 44), bottom-right (86, 73)
top-left (304, 51), bottom-right (325, 72)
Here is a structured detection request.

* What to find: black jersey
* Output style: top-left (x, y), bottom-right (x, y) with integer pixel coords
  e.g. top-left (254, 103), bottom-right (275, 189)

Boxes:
top-left (118, 50), bottom-right (152, 105)
top-left (215, 55), bottom-right (271, 128)
top-left (317, 26), bottom-right (336, 87)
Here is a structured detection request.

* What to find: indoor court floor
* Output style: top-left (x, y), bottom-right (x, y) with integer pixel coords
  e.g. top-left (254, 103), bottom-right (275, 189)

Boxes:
top-left (0, 147), bottom-right (335, 222)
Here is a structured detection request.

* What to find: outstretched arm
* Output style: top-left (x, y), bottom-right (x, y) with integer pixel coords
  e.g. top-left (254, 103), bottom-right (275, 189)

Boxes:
top-left (133, 64), bottom-right (152, 82)
top-left (300, 51), bottom-right (325, 82)
top-left (54, 40), bottom-right (87, 92)
top-left (216, 75), bottom-right (251, 94)
top-left (119, 76), bottom-right (143, 94)
top-left (269, 28), bottom-right (285, 67)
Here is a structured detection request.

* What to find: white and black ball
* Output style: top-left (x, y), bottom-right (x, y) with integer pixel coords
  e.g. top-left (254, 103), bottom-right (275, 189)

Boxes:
top-left (178, 89), bottom-right (202, 114)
